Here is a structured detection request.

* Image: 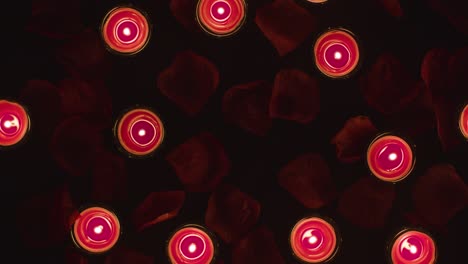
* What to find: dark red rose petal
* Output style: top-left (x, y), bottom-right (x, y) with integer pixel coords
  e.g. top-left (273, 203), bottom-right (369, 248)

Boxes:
top-left (255, 0), bottom-right (318, 56)
top-left (16, 185), bottom-right (78, 248)
top-left (26, 0), bottom-right (83, 39)
top-left (57, 78), bottom-right (112, 129)
top-left (447, 46), bottom-right (468, 99)
top-left (232, 226), bottom-right (285, 264)
top-left (420, 48), bottom-right (451, 102)
top-left (158, 51), bottom-right (219, 116)
top-left (18, 80), bottom-right (62, 138)
top-left (56, 29), bottom-right (110, 81)
top-left (412, 164), bottom-right (468, 228)
top-left (360, 53), bottom-right (421, 114)
top-left (378, 0), bottom-right (403, 18)
top-left (104, 245), bottom-right (154, 264)
top-left (278, 153), bottom-right (337, 209)
top-left (170, 0), bottom-right (201, 32)
top-left (91, 150), bottom-right (128, 204)
top-left (223, 81), bottom-right (273, 136)
top-left (428, 0), bottom-right (468, 35)
top-left (166, 132), bottom-right (230, 192)
top-left (434, 100), bottom-right (463, 152)
top-left (331, 116), bottom-right (378, 163)
top-left (131, 191), bottom-right (185, 232)
top-left (270, 69), bottom-right (320, 124)
top-left (65, 247), bottom-right (88, 264)
top-left (205, 184), bottom-right (261, 244)
top-left (338, 176), bottom-right (396, 229)
top-left (50, 116), bottom-right (104, 177)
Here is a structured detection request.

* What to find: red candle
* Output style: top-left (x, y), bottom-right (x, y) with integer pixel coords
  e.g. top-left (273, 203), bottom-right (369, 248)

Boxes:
top-left (0, 100), bottom-right (30, 147)
top-left (114, 107), bottom-right (164, 157)
top-left (101, 6), bottom-right (151, 55)
top-left (167, 225), bottom-right (216, 264)
top-left (71, 207), bottom-right (121, 254)
top-left (313, 28), bottom-right (360, 78)
top-left (459, 104), bottom-right (468, 139)
top-left (307, 0), bottom-right (328, 3)
top-left (390, 229), bottom-right (437, 264)
top-left (367, 134), bottom-right (415, 182)
top-left (196, 0), bottom-right (247, 37)
top-left (290, 216), bottom-right (339, 263)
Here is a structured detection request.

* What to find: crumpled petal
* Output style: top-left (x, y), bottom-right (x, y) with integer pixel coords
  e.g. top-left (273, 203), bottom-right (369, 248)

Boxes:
top-left (428, 0), bottom-right (468, 35)
top-left (65, 247), bottom-right (88, 264)
top-left (132, 191), bottom-right (185, 232)
top-left (166, 132), bottom-right (230, 192)
top-left (378, 0), bottom-right (403, 18)
top-left (331, 116), bottom-right (378, 163)
top-left (104, 245), bottom-right (154, 264)
top-left (338, 176), bottom-right (395, 229)
top-left (205, 184), bottom-right (261, 244)
top-left (158, 51), bottom-right (219, 116)
top-left (420, 48), bottom-right (451, 102)
top-left (170, 0), bottom-right (200, 32)
top-left (255, 0), bottom-right (318, 56)
top-left (278, 153), bottom-right (337, 208)
top-left (270, 69), bottom-right (320, 124)
top-left (232, 226), bottom-right (285, 264)
top-left (223, 81), bottom-right (273, 136)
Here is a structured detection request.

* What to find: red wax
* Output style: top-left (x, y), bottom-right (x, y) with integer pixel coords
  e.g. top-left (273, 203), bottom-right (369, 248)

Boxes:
top-left (101, 7), bottom-right (150, 54)
top-left (390, 229), bottom-right (437, 264)
top-left (0, 100), bottom-right (30, 147)
top-left (115, 108), bottom-right (164, 157)
top-left (367, 134), bottom-right (414, 182)
top-left (290, 217), bottom-right (338, 263)
top-left (167, 225), bottom-right (216, 264)
top-left (72, 207), bottom-right (120, 254)
top-left (459, 104), bottom-right (468, 139)
top-left (313, 28), bottom-right (360, 78)
top-left (197, 0), bottom-right (246, 37)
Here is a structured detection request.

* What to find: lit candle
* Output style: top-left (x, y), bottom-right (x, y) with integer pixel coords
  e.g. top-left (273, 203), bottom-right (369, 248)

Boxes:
top-left (367, 133), bottom-right (415, 182)
top-left (196, 0), bottom-right (246, 37)
top-left (71, 207), bottom-right (121, 254)
top-left (167, 225), bottom-right (216, 264)
top-left (114, 107), bottom-right (164, 157)
top-left (101, 6), bottom-right (150, 55)
top-left (313, 28), bottom-right (360, 78)
top-left (290, 216), bottom-right (339, 263)
top-left (459, 104), bottom-right (468, 139)
top-left (0, 100), bottom-right (30, 147)
top-left (390, 229), bottom-right (437, 264)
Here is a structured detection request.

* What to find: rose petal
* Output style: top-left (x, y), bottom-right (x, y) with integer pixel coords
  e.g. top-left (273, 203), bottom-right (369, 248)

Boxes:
top-left (56, 29), bottom-right (110, 81)
top-left (447, 46), bottom-right (468, 99)
top-left (428, 0), bottom-right (468, 35)
top-left (18, 80), bottom-right (62, 138)
top-left (205, 184), bottom-right (261, 244)
top-left (91, 150), bottom-right (128, 204)
top-left (338, 176), bottom-right (395, 229)
top-left (223, 81), bottom-right (273, 136)
top-left (65, 247), bottom-right (88, 264)
top-left (57, 78), bottom-right (112, 129)
top-left (278, 153), bottom-right (337, 208)
top-left (412, 164), bottom-right (468, 228)
top-left (104, 245), bottom-right (154, 264)
top-left (434, 100), bottom-right (463, 152)
top-left (166, 132), bottom-right (230, 192)
top-left (26, 0), bottom-right (83, 39)
top-left (50, 116), bottom-right (104, 177)
top-left (331, 116), bottom-right (378, 163)
top-left (158, 51), bottom-right (219, 116)
top-left (132, 191), bottom-right (185, 232)
top-left (232, 226), bottom-right (285, 264)
top-left (270, 69), bottom-right (320, 124)
top-left (170, 0), bottom-right (200, 32)
top-left (361, 53), bottom-right (421, 114)
top-left (378, 0), bottom-right (403, 18)
top-left (255, 0), bottom-right (317, 56)
top-left (16, 185), bottom-right (77, 248)
top-left (420, 48), bottom-right (451, 102)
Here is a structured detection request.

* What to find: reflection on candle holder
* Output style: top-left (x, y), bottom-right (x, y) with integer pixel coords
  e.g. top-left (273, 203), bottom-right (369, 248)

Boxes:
top-left (459, 104), bottom-right (468, 139)
top-left (114, 107), bottom-right (164, 157)
top-left (101, 6), bottom-right (151, 55)
top-left (71, 206), bottom-right (121, 254)
top-left (196, 0), bottom-right (247, 37)
top-left (0, 100), bottom-right (30, 147)
top-left (167, 224), bottom-right (217, 264)
top-left (367, 133), bottom-right (415, 183)
top-left (306, 0), bottom-right (328, 3)
top-left (313, 28), bottom-right (360, 78)
top-left (389, 229), bottom-right (437, 264)
top-left (290, 216), bottom-right (339, 263)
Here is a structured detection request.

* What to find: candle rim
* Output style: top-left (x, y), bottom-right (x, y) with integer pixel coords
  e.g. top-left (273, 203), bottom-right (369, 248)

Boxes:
top-left (100, 5), bottom-right (152, 56)
top-left (387, 227), bottom-right (438, 264)
top-left (0, 99), bottom-right (31, 148)
top-left (196, 0), bottom-right (248, 38)
top-left (459, 103), bottom-right (468, 139)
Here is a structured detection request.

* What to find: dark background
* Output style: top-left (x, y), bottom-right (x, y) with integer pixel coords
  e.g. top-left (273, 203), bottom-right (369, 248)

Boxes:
top-left (5, 0), bottom-right (468, 263)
